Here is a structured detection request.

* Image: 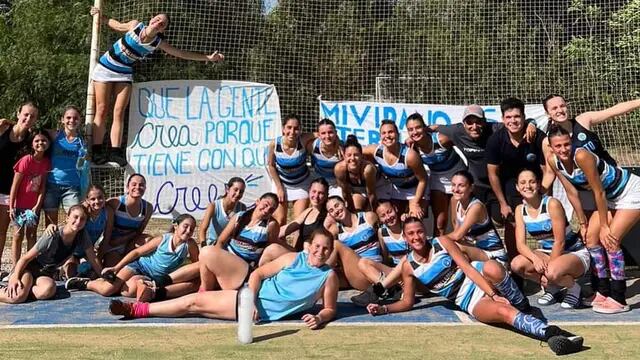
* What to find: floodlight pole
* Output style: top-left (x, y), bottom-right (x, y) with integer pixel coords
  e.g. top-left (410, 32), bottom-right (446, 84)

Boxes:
top-left (85, 0), bottom-right (102, 151)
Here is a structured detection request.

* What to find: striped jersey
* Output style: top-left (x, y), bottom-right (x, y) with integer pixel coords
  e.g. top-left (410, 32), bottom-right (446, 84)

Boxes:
top-left (522, 195), bottom-right (584, 252)
top-left (99, 23), bottom-right (162, 75)
top-left (338, 212), bottom-right (382, 262)
top-left (374, 144), bottom-right (418, 189)
top-left (274, 136), bottom-right (310, 186)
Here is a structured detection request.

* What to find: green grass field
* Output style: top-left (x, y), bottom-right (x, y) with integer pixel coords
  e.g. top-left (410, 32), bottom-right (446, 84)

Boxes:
top-left (0, 325), bottom-right (639, 360)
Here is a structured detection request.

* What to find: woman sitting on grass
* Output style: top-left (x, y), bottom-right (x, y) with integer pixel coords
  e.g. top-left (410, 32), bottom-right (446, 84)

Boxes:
top-left (0, 205), bottom-right (102, 304)
top-left (110, 229), bottom-right (338, 329)
top-left (364, 217), bottom-right (584, 356)
top-left (65, 214), bottom-right (199, 297)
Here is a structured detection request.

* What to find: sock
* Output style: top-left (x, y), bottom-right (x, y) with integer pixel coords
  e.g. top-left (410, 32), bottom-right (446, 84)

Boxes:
top-left (610, 279), bottom-right (627, 305)
top-left (545, 284), bottom-right (561, 294)
top-left (495, 273), bottom-right (528, 309)
top-left (155, 287), bottom-right (167, 301)
top-left (132, 302), bottom-right (150, 318)
top-left (591, 275), bottom-right (611, 297)
top-left (91, 144), bottom-right (102, 154)
top-left (588, 246), bottom-right (608, 279)
top-left (607, 249), bottom-right (625, 281)
top-left (512, 312), bottom-right (547, 339)
top-left (566, 282), bottom-right (581, 298)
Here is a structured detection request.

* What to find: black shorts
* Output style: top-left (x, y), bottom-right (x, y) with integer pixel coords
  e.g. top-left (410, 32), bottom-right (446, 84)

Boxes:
top-left (25, 261), bottom-right (58, 280)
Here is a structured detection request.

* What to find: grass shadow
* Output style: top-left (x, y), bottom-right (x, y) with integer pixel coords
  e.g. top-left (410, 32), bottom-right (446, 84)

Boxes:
top-left (253, 329), bottom-right (300, 343)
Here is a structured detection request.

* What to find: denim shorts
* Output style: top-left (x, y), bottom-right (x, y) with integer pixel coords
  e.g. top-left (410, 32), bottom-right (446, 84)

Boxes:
top-left (43, 182), bottom-right (81, 212)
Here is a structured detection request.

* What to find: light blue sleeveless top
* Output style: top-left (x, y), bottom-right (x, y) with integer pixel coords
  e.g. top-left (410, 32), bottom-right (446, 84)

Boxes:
top-left (136, 233), bottom-right (189, 281)
top-left (256, 252), bottom-right (333, 321)
top-left (206, 199), bottom-right (246, 246)
top-left (522, 195), bottom-right (583, 252)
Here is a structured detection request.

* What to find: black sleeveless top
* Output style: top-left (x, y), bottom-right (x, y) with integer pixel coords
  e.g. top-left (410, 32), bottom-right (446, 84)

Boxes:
top-left (295, 209), bottom-right (327, 251)
top-left (569, 118), bottom-right (617, 166)
top-left (0, 125), bottom-right (27, 194)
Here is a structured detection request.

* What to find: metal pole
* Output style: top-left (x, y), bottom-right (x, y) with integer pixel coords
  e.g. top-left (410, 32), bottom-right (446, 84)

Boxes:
top-left (85, 0), bottom-right (102, 152)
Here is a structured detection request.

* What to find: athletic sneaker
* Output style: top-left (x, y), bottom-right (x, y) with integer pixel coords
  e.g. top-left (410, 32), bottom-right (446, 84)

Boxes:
top-left (544, 325), bottom-right (584, 355)
top-left (537, 291), bottom-right (559, 306)
top-left (592, 297), bottom-right (630, 314)
top-left (109, 300), bottom-right (135, 318)
top-left (92, 147), bottom-right (108, 166)
top-left (583, 292), bottom-right (607, 307)
top-left (65, 277), bottom-right (90, 291)
top-left (136, 280), bottom-right (156, 303)
top-left (350, 286), bottom-right (380, 307)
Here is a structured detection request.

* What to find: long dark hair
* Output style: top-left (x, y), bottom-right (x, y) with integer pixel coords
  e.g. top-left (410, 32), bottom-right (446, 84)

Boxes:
top-left (233, 192), bottom-right (278, 238)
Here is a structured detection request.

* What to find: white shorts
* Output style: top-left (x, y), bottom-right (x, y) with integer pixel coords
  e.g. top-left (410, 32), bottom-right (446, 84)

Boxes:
top-left (455, 261), bottom-right (486, 317)
top-left (482, 248), bottom-right (509, 269)
top-left (0, 193), bottom-right (9, 206)
top-left (429, 165), bottom-right (466, 194)
top-left (91, 63), bottom-right (133, 83)
top-left (381, 183), bottom-right (430, 202)
top-left (608, 173), bottom-right (640, 210)
top-left (569, 247), bottom-right (591, 275)
top-left (269, 173), bottom-right (311, 202)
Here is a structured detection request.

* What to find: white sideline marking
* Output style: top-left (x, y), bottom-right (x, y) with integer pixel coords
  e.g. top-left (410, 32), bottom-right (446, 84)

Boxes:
top-left (2, 321), bottom-right (640, 329)
top-left (452, 310), bottom-right (474, 324)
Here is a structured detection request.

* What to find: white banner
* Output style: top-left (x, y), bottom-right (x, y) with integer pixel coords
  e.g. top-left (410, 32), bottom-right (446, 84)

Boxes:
top-left (127, 80), bottom-right (281, 219)
top-left (318, 99), bottom-right (548, 145)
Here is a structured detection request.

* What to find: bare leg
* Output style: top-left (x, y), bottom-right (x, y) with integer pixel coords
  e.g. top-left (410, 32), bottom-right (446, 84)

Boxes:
top-left (510, 253), bottom-right (544, 283)
top-left (352, 194), bottom-right (369, 211)
top-left (0, 205), bottom-right (9, 270)
top-left (292, 198), bottom-right (309, 220)
top-left (198, 246), bottom-right (249, 290)
top-left (333, 242), bottom-right (371, 291)
top-left (44, 210), bottom-right (58, 228)
top-left (274, 202), bottom-right (288, 226)
top-left (11, 226), bottom-right (25, 267)
top-left (110, 83), bottom-right (132, 147)
top-left (0, 271), bottom-right (33, 304)
top-left (25, 225), bottom-right (36, 251)
top-left (431, 190), bottom-right (450, 236)
top-left (31, 276), bottom-right (57, 300)
top-left (546, 253), bottom-right (586, 288)
top-left (92, 81), bottom-right (113, 146)
top-left (258, 243), bottom-right (292, 266)
top-left (148, 290), bottom-right (238, 319)
top-left (357, 258), bottom-right (393, 284)
top-left (87, 267), bottom-right (134, 296)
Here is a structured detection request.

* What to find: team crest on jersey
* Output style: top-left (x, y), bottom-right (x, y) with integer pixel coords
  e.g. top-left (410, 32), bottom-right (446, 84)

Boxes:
top-left (543, 222), bottom-right (552, 231)
top-left (577, 132), bottom-right (587, 141)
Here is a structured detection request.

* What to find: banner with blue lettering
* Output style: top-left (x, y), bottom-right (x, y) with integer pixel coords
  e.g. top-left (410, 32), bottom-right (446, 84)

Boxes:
top-left (127, 80), bottom-right (281, 219)
top-left (319, 99), bottom-right (547, 145)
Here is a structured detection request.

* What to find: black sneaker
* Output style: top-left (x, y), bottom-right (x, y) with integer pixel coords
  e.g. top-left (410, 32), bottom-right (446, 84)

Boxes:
top-left (514, 298), bottom-right (532, 314)
top-left (382, 284), bottom-right (403, 302)
top-left (351, 286), bottom-right (380, 307)
top-left (92, 147), bottom-right (108, 165)
top-left (545, 325), bottom-right (584, 355)
top-left (65, 277), bottom-right (90, 291)
top-left (108, 147), bottom-right (128, 167)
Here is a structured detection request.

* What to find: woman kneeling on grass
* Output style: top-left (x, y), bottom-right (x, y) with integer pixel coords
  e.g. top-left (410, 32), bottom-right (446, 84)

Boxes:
top-left (364, 217), bottom-right (584, 356)
top-left (65, 214), bottom-right (199, 297)
top-left (110, 229), bottom-right (338, 329)
top-left (0, 205), bottom-right (102, 304)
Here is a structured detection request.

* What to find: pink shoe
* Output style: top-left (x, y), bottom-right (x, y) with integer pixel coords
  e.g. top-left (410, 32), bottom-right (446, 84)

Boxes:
top-left (592, 297), bottom-right (630, 314)
top-left (583, 292), bottom-right (607, 307)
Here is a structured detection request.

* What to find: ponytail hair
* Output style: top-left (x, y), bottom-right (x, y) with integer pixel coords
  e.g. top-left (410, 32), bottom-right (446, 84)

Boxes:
top-left (344, 134), bottom-right (362, 153)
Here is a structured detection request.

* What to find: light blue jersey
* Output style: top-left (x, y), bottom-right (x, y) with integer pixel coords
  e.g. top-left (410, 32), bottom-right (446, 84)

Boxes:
top-left (456, 198), bottom-right (504, 251)
top-left (132, 233), bottom-right (189, 282)
top-left (274, 136), bottom-right (310, 186)
top-left (407, 238), bottom-right (466, 301)
top-left (206, 199), bottom-right (246, 246)
top-left (311, 138), bottom-right (340, 181)
top-left (256, 252), bottom-right (332, 321)
top-left (418, 133), bottom-right (464, 173)
top-left (522, 195), bottom-right (583, 252)
top-left (555, 150), bottom-right (629, 201)
top-left (374, 144), bottom-right (418, 189)
top-left (228, 211), bottom-right (270, 263)
top-left (338, 212), bottom-right (382, 262)
top-left (48, 130), bottom-right (86, 187)
top-left (380, 224), bottom-right (408, 265)
top-left (99, 23), bottom-right (162, 75)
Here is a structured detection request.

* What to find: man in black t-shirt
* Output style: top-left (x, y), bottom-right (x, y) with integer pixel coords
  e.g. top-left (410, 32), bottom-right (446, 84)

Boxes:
top-left (485, 97), bottom-right (550, 265)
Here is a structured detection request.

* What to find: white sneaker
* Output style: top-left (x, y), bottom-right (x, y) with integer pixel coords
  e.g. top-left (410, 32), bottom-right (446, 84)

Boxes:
top-left (537, 291), bottom-right (558, 306)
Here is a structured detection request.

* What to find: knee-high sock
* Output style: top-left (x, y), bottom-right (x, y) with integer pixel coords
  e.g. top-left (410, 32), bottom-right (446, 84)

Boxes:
top-left (512, 312), bottom-right (547, 339)
top-left (588, 246), bottom-right (608, 279)
top-left (495, 273), bottom-right (528, 308)
top-left (607, 249), bottom-right (625, 281)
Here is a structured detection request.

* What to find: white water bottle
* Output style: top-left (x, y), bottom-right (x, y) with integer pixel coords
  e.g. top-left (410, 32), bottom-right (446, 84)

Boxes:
top-left (237, 285), bottom-right (255, 344)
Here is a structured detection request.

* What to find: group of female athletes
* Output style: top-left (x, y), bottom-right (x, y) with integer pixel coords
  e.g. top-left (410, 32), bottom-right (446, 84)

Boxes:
top-left (3, 7), bottom-right (640, 356)
top-left (4, 95), bottom-right (640, 355)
